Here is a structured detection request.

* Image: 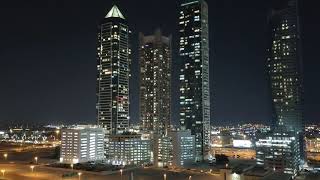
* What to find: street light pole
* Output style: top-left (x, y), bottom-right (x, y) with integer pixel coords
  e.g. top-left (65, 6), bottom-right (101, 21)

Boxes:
top-left (163, 173), bottom-right (167, 180)
top-left (1, 169), bottom-right (5, 177)
top-left (30, 165), bottom-right (35, 173)
top-left (120, 169), bottom-right (123, 180)
top-left (34, 156), bottom-right (38, 164)
top-left (78, 172), bottom-right (82, 180)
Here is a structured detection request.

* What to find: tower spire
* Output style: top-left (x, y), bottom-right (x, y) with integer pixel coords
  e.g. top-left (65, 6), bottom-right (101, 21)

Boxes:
top-left (105, 5), bottom-right (125, 19)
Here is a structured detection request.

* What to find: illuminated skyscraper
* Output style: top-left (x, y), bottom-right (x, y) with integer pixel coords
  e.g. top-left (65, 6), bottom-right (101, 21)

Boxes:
top-left (266, 0), bottom-right (304, 164)
top-left (179, 0), bottom-right (210, 161)
top-left (96, 5), bottom-right (131, 135)
top-left (139, 29), bottom-right (171, 136)
top-left (267, 0), bottom-right (303, 134)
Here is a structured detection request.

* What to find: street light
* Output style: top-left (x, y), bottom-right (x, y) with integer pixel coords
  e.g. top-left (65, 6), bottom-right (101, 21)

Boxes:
top-left (1, 169), bottom-right (5, 177)
top-left (120, 169), bottom-right (123, 180)
top-left (34, 156), bottom-right (38, 164)
top-left (70, 164), bottom-right (74, 170)
top-left (30, 165), bottom-right (35, 173)
top-left (55, 130), bottom-right (60, 140)
top-left (3, 153), bottom-right (7, 160)
top-left (188, 175), bottom-right (192, 180)
top-left (163, 173), bottom-right (167, 180)
top-left (78, 172), bottom-right (82, 180)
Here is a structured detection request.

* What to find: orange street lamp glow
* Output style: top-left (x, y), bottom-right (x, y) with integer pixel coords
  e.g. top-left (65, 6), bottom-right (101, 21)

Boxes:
top-left (3, 153), bottom-right (7, 160)
top-left (30, 165), bottom-right (35, 172)
top-left (1, 169), bottom-right (5, 177)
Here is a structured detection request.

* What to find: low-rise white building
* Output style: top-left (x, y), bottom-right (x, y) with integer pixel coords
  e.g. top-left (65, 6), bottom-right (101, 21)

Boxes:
top-left (107, 133), bottom-right (152, 165)
top-left (60, 126), bottom-right (105, 164)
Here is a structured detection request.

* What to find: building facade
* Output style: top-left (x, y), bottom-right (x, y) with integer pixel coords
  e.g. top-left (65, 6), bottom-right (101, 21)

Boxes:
top-left (179, 0), bottom-right (211, 161)
top-left (107, 133), bottom-right (152, 165)
top-left (96, 5), bottom-right (131, 135)
top-left (60, 126), bottom-right (105, 164)
top-left (256, 127), bottom-right (300, 175)
top-left (266, 0), bottom-right (304, 164)
top-left (168, 130), bottom-right (195, 167)
top-left (157, 136), bottom-right (173, 167)
top-left (139, 29), bottom-right (171, 136)
top-left (267, 0), bottom-right (303, 132)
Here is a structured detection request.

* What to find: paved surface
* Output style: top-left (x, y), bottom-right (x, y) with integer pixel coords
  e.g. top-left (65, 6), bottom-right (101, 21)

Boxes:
top-left (0, 163), bottom-right (222, 180)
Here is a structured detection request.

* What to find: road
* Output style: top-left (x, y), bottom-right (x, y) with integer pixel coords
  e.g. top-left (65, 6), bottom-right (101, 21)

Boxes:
top-left (0, 163), bottom-right (222, 180)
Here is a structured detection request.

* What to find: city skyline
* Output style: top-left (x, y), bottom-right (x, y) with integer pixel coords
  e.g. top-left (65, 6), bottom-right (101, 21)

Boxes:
top-left (0, 1), bottom-right (319, 179)
top-left (1, 0), bottom-right (318, 126)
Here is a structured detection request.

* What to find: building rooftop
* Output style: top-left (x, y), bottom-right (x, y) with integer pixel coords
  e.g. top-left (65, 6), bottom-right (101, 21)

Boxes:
top-left (244, 166), bottom-right (271, 177)
top-left (261, 172), bottom-right (292, 180)
top-left (105, 5), bottom-right (125, 19)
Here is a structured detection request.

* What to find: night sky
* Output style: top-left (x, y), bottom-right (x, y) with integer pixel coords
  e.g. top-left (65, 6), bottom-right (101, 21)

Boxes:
top-left (0, 0), bottom-right (319, 126)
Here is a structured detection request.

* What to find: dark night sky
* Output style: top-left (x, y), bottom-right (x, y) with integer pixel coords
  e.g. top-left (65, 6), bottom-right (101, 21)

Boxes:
top-left (0, 0), bottom-right (319, 126)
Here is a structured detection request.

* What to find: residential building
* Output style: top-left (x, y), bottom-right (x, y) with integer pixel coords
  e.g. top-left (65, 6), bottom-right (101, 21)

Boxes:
top-left (139, 29), bottom-right (171, 136)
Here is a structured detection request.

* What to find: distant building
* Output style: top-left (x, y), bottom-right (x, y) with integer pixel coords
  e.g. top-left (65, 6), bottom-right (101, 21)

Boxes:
top-left (0, 131), bottom-right (5, 139)
top-left (139, 29), bottom-right (171, 136)
top-left (60, 126), bottom-right (105, 164)
top-left (179, 0), bottom-right (211, 161)
top-left (306, 137), bottom-right (320, 153)
top-left (232, 139), bottom-right (253, 149)
top-left (96, 5), bottom-right (131, 135)
top-left (211, 134), bottom-right (232, 148)
top-left (107, 133), bottom-right (152, 165)
top-left (256, 126), bottom-right (300, 175)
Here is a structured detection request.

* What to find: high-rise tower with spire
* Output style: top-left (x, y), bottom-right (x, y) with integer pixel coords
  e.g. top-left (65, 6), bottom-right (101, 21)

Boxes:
top-left (96, 5), bottom-right (131, 135)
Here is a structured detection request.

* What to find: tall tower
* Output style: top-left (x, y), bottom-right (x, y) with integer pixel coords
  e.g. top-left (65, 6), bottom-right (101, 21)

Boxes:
top-left (267, 0), bottom-right (303, 134)
top-left (266, 0), bottom-right (304, 161)
top-left (96, 5), bottom-right (130, 135)
top-left (139, 29), bottom-right (172, 136)
top-left (179, 0), bottom-right (210, 161)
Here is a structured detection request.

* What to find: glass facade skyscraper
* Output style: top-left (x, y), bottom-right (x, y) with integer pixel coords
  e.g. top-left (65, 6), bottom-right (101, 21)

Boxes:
top-left (139, 29), bottom-right (171, 136)
top-left (96, 5), bottom-right (131, 135)
top-left (179, 0), bottom-right (210, 161)
top-left (267, 0), bottom-right (303, 133)
top-left (266, 0), bottom-right (305, 166)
